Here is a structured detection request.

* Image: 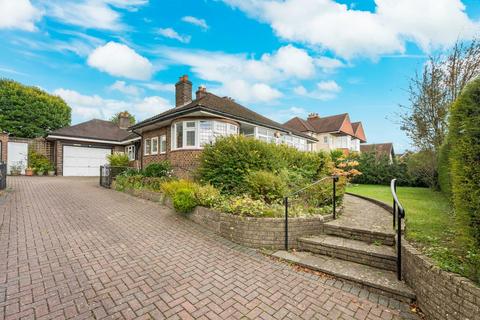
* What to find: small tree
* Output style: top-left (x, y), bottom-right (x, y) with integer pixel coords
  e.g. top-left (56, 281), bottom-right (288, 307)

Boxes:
top-left (110, 111), bottom-right (135, 126)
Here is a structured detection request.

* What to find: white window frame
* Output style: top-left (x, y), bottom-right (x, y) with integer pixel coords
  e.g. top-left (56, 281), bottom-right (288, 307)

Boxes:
top-left (144, 138), bottom-right (151, 155)
top-left (151, 137), bottom-right (159, 155)
top-left (171, 120), bottom-right (239, 150)
top-left (160, 135), bottom-right (167, 154)
top-left (125, 145), bottom-right (135, 161)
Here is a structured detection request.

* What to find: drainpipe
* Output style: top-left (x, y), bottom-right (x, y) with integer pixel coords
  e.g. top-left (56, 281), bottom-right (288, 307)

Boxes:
top-left (131, 129), bottom-right (144, 171)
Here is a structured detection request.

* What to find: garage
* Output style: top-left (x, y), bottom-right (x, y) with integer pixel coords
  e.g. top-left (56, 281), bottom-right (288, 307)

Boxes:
top-left (63, 145), bottom-right (111, 176)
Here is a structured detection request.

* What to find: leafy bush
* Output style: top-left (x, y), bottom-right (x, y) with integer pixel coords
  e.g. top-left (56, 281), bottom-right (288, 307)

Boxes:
top-left (28, 150), bottom-right (52, 173)
top-left (198, 135), bottom-right (331, 194)
top-left (448, 78), bottom-right (480, 246)
top-left (160, 180), bottom-right (196, 198)
top-left (437, 139), bottom-right (452, 196)
top-left (195, 184), bottom-right (222, 207)
top-left (107, 152), bottom-right (129, 167)
top-left (245, 170), bottom-right (287, 204)
top-left (216, 195), bottom-right (277, 217)
top-left (406, 150), bottom-right (438, 189)
top-left (173, 188), bottom-right (198, 214)
top-left (143, 161), bottom-right (172, 178)
top-left (114, 174), bottom-right (165, 192)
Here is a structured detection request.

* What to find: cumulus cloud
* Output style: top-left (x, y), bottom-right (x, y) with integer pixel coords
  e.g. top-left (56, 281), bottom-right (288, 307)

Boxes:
top-left (182, 16), bottom-right (209, 30)
top-left (222, 0), bottom-right (480, 59)
top-left (44, 0), bottom-right (147, 30)
top-left (268, 106), bottom-right (308, 122)
top-left (158, 44), bottom-right (318, 102)
top-left (0, 0), bottom-right (42, 31)
top-left (157, 28), bottom-right (191, 43)
top-left (87, 42), bottom-right (153, 80)
top-left (140, 82), bottom-right (175, 92)
top-left (54, 88), bottom-right (171, 121)
top-left (294, 80), bottom-right (342, 100)
top-left (317, 80), bottom-right (341, 93)
top-left (109, 81), bottom-right (142, 96)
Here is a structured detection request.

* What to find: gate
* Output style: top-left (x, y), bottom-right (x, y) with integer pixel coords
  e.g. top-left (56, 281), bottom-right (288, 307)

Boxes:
top-left (100, 165), bottom-right (130, 188)
top-left (0, 162), bottom-right (6, 190)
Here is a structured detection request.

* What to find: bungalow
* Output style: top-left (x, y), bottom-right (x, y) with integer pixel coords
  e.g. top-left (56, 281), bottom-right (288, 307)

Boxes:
top-left (283, 113), bottom-right (367, 154)
top-left (130, 75), bottom-right (317, 177)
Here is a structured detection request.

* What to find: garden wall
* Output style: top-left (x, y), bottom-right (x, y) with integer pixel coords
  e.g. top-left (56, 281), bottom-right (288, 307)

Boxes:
top-left (401, 239), bottom-right (480, 320)
top-left (120, 188), bottom-right (327, 250)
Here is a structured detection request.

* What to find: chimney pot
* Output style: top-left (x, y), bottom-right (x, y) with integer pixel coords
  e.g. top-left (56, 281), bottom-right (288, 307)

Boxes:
top-left (175, 74), bottom-right (192, 107)
top-left (308, 112), bottom-right (319, 119)
top-left (195, 85), bottom-right (207, 99)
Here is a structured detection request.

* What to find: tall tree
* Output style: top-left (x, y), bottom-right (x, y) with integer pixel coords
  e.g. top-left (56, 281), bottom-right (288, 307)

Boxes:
top-left (0, 79), bottom-right (71, 138)
top-left (400, 40), bottom-right (480, 153)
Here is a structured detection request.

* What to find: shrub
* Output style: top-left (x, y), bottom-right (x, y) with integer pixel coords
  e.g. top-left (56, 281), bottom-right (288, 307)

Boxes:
top-left (173, 188), bottom-right (198, 214)
top-left (198, 135), bottom-right (331, 194)
top-left (114, 174), bottom-right (165, 192)
top-left (245, 170), bottom-right (287, 203)
top-left (216, 195), bottom-right (278, 217)
top-left (143, 161), bottom-right (172, 178)
top-left (107, 152), bottom-right (129, 167)
top-left (28, 150), bottom-right (52, 173)
top-left (406, 150), bottom-right (438, 189)
top-left (160, 180), bottom-right (196, 198)
top-left (195, 184), bottom-right (222, 207)
top-left (448, 78), bottom-right (480, 246)
top-left (437, 139), bottom-right (452, 196)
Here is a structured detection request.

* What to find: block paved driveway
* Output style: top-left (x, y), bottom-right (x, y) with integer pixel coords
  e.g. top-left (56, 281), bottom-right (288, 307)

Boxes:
top-left (0, 177), bottom-right (418, 320)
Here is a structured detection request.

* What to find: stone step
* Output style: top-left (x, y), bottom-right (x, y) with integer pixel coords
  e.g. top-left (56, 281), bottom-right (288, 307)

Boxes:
top-left (323, 223), bottom-right (395, 246)
top-left (298, 235), bottom-right (397, 271)
top-left (273, 250), bottom-right (415, 303)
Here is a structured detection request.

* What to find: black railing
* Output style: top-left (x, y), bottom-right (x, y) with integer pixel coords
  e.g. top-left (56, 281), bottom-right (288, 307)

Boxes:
top-left (283, 175), bottom-right (339, 251)
top-left (0, 162), bottom-right (6, 190)
top-left (391, 178), bottom-right (405, 281)
top-left (100, 165), bottom-right (130, 188)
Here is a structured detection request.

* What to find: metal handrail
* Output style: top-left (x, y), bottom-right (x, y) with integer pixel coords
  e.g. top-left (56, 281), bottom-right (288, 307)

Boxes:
top-left (283, 175), bottom-right (339, 251)
top-left (390, 178), bottom-right (405, 281)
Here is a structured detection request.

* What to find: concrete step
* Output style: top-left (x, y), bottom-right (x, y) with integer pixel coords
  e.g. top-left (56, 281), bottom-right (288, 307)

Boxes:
top-left (273, 250), bottom-right (415, 303)
top-left (298, 235), bottom-right (397, 271)
top-left (323, 223), bottom-right (395, 246)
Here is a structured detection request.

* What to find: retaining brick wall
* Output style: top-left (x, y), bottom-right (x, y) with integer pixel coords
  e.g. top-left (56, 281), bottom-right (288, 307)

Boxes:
top-left (402, 239), bottom-right (480, 320)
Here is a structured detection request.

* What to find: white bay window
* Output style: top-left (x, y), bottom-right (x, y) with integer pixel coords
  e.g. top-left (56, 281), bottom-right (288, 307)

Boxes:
top-left (171, 120), bottom-right (238, 150)
top-left (125, 145), bottom-right (135, 161)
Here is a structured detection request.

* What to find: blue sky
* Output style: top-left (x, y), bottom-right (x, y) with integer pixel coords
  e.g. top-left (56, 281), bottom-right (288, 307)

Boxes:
top-left (1, 0), bottom-right (480, 152)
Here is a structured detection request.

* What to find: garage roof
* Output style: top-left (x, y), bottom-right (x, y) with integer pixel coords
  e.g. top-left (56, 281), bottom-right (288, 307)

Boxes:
top-left (48, 119), bottom-right (138, 142)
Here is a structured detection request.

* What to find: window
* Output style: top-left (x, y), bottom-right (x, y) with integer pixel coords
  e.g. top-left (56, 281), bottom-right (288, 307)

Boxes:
top-left (256, 127), bottom-right (276, 143)
top-left (323, 136), bottom-right (328, 143)
top-left (151, 137), bottom-right (159, 154)
top-left (281, 134), bottom-right (308, 151)
top-left (144, 138), bottom-right (151, 155)
top-left (125, 145), bottom-right (135, 161)
top-left (160, 135), bottom-right (166, 153)
top-left (172, 120), bottom-right (239, 149)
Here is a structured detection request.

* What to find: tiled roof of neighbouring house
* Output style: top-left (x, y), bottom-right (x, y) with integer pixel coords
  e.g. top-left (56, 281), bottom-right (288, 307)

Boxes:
top-left (283, 117), bottom-right (316, 132)
top-left (49, 119), bottom-right (138, 142)
top-left (351, 121), bottom-right (367, 142)
top-left (360, 143), bottom-right (394, 157)
top-left (131, 92), bottom-right (316, 140)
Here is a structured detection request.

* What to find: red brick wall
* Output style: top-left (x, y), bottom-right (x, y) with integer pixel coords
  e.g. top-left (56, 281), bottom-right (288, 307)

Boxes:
top-left (0, 133), bottom-right (8, 163)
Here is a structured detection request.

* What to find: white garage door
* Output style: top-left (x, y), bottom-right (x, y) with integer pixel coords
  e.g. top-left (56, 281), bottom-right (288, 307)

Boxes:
top-left (63, 146), bottom-right (111, 176)
top-left (7, 142), bottom-right (28, 174)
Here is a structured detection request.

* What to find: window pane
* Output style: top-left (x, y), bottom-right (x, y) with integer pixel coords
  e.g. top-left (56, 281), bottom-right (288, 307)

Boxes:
top-left (160, 135), bottom-right (166, 152)
top-left (186, 131), bottom-right (196, 146)
top-left (199, 121), bottom-right (213, 146)
top-left (152, 138), bottom-right (158, 153)
top-left (186, 121), bottom-right (195, 128)
top-left (145, 139), bottom-right (151, 154)
top-left (176, 123), bottom-right (183, 148)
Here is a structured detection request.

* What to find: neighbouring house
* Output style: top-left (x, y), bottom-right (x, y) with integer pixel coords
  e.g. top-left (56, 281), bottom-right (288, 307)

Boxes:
top-left (283, 113), bottom-right (367, 153)
top-left (360, 143), bottom-right (395, 163)
top-left (46, 114), bottom-right (140, 176)
top-left (129, 75), bottom-right (317, 177)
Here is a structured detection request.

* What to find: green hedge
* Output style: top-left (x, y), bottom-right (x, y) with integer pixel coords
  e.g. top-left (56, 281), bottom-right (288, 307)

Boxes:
top-left (437, 138), bottom-right (452, 196)
top-left (197, 135), bottom-right (331, 194)
top-left (448, 78), bottom-right (480, 246)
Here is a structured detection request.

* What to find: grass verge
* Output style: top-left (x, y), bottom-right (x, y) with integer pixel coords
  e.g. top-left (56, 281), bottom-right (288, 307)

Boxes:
top-left (347, 184), bottom-right (479, 284)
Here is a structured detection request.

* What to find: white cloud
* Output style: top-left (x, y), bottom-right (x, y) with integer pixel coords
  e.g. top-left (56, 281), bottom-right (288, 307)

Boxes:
top-left (182, 16), bottom-right (209, 30)
top-left (315, 56), bottom-right (345, 72)
top-left (294, 80), bottom-right (342, 100)
top-left (158, 44), bottom-right (317, 102)
top-left (140, 82), bottom-right (175, 92)
top-left (45, 0), bottom-right (147, 31)
top-left (87, 42), bottom-right (153, 80)
top-left (157, 28), bottom-right (191, 43)
top-left (109, 81), bottom-right (142, 96)
top-left (0, 0), bottom-right (42, 31)
top-left (54, 88), bottom-right (171, 121)
top-left (223, 0), bottom-right (480, 59)
top-left (269, 106), bottom-right (308, 122)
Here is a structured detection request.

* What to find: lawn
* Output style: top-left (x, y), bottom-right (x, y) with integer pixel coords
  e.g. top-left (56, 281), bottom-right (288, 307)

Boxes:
top-left (347, 184), bottom-right (479, 283)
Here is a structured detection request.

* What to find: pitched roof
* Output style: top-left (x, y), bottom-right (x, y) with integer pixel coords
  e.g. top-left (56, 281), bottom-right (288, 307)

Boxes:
top-left (49, 119), bottom-right (137, 142)
top-left (305, 113), bottom-right (355, 136)
top-left (351, 122), bottom-right (367, 142)
top-left (360, 143), bottom-right (394, 157)
top-left (283, 117), bottom-right (315, 132)
top-left (132, 92), bottom-right (315, 140)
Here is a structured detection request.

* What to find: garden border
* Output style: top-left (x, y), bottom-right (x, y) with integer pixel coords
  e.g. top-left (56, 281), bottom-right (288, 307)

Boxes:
top-left (346, 192), bottom-right (480, 320)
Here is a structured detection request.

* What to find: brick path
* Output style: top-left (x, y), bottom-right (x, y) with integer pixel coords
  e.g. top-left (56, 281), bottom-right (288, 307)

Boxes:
top-left (0, 177), bottom-right (418, 319)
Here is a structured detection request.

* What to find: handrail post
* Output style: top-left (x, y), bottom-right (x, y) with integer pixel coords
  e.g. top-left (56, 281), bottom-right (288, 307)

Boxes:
top-left (332, 175), bottom-right (338, 219)
top-left (284, 197), bottom-right (289, 251)
top-left (393, 182), bottom-right (397, 228)
top-left (397, 208), bottom-right (403, 280)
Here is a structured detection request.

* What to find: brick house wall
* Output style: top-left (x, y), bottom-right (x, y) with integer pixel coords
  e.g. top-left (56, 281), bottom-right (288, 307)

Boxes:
top-left (0, 133), bottom-right (8, 163)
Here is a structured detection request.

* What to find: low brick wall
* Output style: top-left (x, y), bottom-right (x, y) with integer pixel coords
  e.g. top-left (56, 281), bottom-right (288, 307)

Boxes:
top-left (402, 239), bottom-right (480, 320)
top-left (119, 187), bottom-right (326, 249)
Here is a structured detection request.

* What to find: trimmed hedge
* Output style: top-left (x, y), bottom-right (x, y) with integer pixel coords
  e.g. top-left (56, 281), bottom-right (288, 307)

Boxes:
top-left (448, 78), bottom-right (480, 246)
top-left (437, 138), bottom-right (451, 196)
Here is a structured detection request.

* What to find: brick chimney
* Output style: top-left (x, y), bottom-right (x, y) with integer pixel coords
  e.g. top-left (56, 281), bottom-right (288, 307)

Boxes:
top-left (195, 85), bottom-right (207, 99)
top-left (175, 75), bottom-right (192, 107)
top-left (308, 112), bottom-right (320, 120)
top-left (118, 111), bottom-right (131, 129)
